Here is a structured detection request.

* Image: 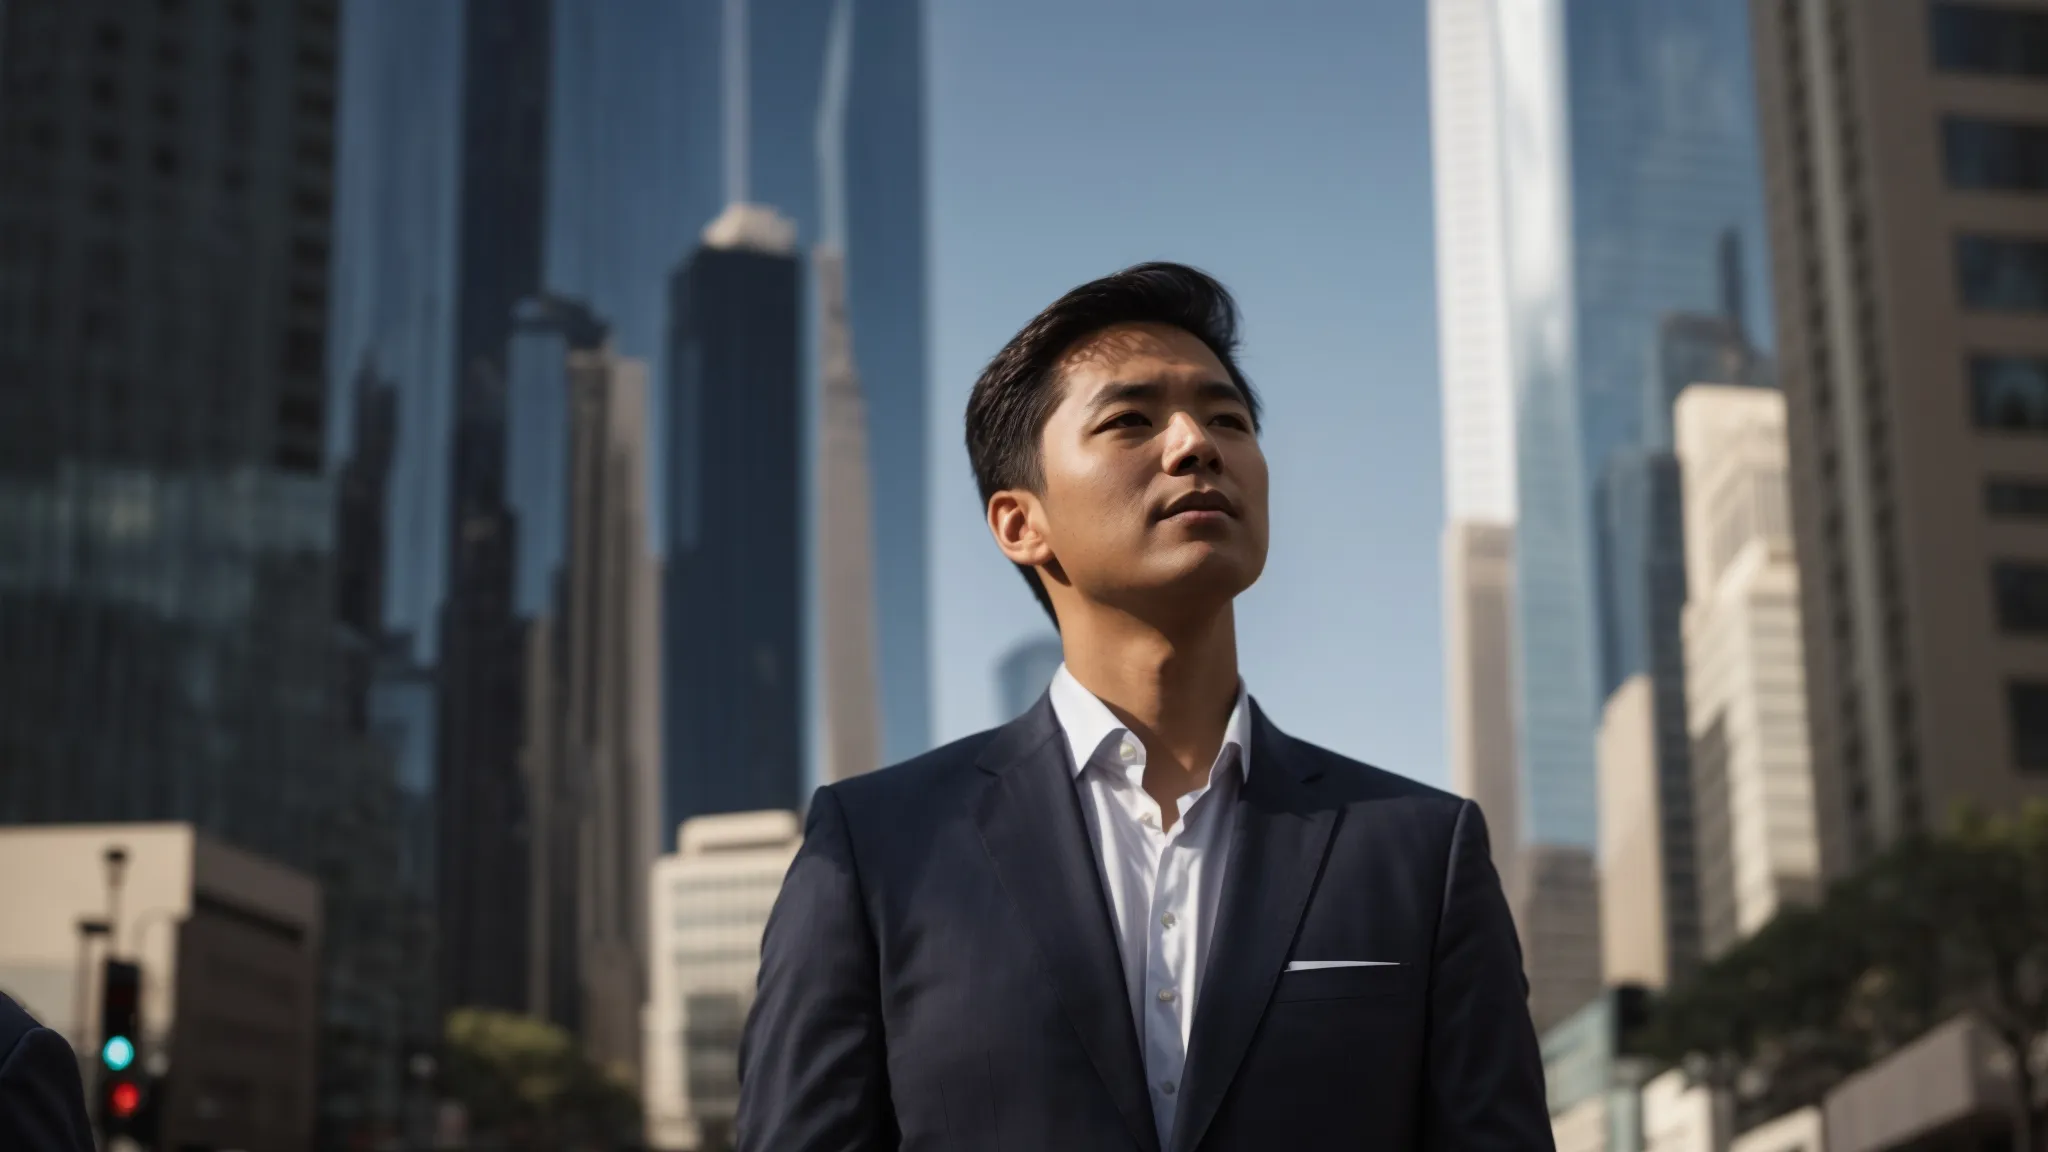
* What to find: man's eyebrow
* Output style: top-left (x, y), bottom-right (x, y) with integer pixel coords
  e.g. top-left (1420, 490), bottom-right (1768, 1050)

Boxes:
top-left (1081, 379), bottom-right (1244, 417)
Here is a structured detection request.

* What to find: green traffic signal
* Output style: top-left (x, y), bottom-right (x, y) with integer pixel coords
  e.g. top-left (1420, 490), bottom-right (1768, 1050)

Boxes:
top-left (101, 1034), bottom-right (135, 1072)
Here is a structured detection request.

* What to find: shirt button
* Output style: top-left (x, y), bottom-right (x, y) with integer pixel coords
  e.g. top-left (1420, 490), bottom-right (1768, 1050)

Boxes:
top-left (1157, 988), bottom-right (1176, 1003)
top-left (1119, 740), bottom-right (1138, 763)
top-left (1160, 911), bottom-right (1177, 928)
top-left (1161, 1080), bottom-right (1177, 1096)
top-left (1140, 811), bottom-right (1158, 828)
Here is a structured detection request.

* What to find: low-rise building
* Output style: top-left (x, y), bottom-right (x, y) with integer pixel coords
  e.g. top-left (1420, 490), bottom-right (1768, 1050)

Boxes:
top-left (643, 810), bottom-right (801, 1151)
top-left (0, 823), bottom-right (320, 1152)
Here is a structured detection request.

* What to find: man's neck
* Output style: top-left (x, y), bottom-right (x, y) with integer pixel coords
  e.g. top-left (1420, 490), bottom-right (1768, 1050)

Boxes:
top-left (1060, 600), bottom-right (1241, 795)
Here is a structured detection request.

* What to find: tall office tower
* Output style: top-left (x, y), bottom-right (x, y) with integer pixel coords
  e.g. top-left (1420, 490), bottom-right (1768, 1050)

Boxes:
top-left (503, 295), bottom-right (605, 1039)
top-left (328, 0), bottom-right (462, 666)
top-left (660, 0), bottom-right (929, 770)
top-left (1598, 675), bottom-right (1671, 987)
top-left (813, 0), bottom-right (882, 786)
top-left (664, 205), bottom-right (807, 835)
top-left (1591, 449), bottom-right (1698, 988)
top-left (0, 3), bottom-right (418, 1146)
top-left (1590, 255), bottom-right (1775, 990)
top-left (997, 635), bottom-right (1066, 720)
top-left (1750, 0), bottom-right (2048, 877)
top-left (817, 246), bottom-right (882, 785)
top-left (434, 0), bottom-right (552, 1018)
top-left (513, 309), bottom-right (662, 1075)
top-left (1443, 0), bottom-right (1776, 854)
top-left (1429, 0), bottom-right (1523, 895)
top-left (1442, 523), bottom-right (1522, 896)
top-left (1677, 386), bottom-right (1819, 956)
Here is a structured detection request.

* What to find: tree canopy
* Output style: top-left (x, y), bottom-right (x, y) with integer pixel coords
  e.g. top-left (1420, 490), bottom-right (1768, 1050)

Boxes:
top-left (1645, 801), bottom-right (2048, 1149)
top-left (441, 1008), bottom-right (642, 1152)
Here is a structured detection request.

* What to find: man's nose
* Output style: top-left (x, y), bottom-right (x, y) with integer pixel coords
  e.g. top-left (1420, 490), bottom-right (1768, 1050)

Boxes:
top-left (1163, 411), bottom-right (1221, 476)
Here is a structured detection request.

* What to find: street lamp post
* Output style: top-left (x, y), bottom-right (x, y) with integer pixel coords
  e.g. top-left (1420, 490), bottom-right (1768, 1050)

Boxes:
top-left (103, 846), bottom-right (129, 958)
top-left (73, 918), bottom-right (110, 1060)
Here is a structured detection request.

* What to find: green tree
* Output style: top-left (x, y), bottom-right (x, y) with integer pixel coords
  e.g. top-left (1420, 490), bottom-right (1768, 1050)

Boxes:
top-left (441, 1008), bottom-right (641, 1151)
top-left (1648, 801), bottom-right (2048, 1150)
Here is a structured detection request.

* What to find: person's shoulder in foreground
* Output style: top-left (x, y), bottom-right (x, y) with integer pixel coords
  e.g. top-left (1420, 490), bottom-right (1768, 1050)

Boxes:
top-left (0, 992), bottom-right (96, 1152)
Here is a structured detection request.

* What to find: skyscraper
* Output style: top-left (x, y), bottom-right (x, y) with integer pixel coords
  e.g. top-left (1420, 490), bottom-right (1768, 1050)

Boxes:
top-left (813, 0), bottom-right (882, 787)
top-left (1676, 386), bottom-right (1818, 956)
top-left (505, 295), bottom-right (608, 1037)
top-left (435, 0), bottom-right (552, 1018)
top-left (1750, 0), bottom-right (2048, 878)
top-left (515, 317), bottom-right (661, 1074)
top-left (0, 2), bottom-right (414, 1145)
top-left (1590, 449), bottom-right (1699, 986)
top-left (664, 205), bottom-right (807, 835)
top-left (696, 0), bottom-right (931, 768)
top-left (1438, 0), bottom-right (1776, 856)
top-left (817, 246), bottom-right (882, 785)
top-left (1429, 0), bottom-right (1523, 894)
top-left (1441, 522), bottom-right (1521, 895)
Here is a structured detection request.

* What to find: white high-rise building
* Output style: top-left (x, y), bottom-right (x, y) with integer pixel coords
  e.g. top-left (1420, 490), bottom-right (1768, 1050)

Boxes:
top-left (1431, 0), bottom-right (1523, 896)
top-left (816, 245), bottom-right (881, 786)
top-left (1676, 386), bottom-right (1820, 957)
top-left (1430, 0), bottom-right (1517, 526)
top-left (644, 811), bottom-right (802, 1152)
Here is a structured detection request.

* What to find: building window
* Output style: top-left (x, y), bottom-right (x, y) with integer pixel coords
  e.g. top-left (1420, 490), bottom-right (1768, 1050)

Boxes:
top-left (1958, 236), bottom-right (2048, 310)
top-left (1993, 561), bottom-right (2048, 634)
top-left (2009, 681), bottom-right (2048, 771)
top-left (1944, 117), bottom-right (2048, 192)
top-left (1988, 478), bottom-right (2048, 519)
top-left (1972, 356), bottom-right (2048, 430)
top-left (1933, 3), bottom-right (2048, 78)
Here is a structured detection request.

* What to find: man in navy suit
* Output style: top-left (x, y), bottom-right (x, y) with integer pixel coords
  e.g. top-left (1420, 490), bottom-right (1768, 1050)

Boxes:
top-left (0, 992), bottom-right (95, 1152)
top-left (737, 263), bottom-right (1552, 1150)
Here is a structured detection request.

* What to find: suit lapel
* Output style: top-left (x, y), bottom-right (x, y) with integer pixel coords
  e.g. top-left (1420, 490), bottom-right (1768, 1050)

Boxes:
top-left (1169, 705), bottom-right (1337, 1152)
top-left (974, 697), bottom-right (1162, 1152)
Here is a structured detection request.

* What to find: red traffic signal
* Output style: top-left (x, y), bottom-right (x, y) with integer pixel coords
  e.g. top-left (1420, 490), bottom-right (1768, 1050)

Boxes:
top-left (107, 1080), bottom-right (141, 1119)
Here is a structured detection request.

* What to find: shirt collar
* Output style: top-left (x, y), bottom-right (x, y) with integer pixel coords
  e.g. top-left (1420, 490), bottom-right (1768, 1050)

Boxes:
top-left (1047, 663), bottom-right (1253, 782)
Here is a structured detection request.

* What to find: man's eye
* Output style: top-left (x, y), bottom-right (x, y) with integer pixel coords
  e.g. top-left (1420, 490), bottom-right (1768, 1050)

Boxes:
top-left (1105, 412), bottom-right (1150, 430)
top-left (1212, 413), bottom-right (1250, 431)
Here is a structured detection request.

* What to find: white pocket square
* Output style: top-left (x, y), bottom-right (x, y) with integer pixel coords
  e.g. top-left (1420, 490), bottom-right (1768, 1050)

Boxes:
top-left (1284, 960), bottom-right (1399, 971)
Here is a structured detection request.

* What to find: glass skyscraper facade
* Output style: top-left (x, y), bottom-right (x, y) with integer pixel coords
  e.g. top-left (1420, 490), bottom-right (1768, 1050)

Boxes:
top-left (1492, 0), bottom-right (1774, 850)
top-left (0, 2), bottom-right (422, 1146)
top-left (332, 0), bottom-right (929, 876)
top-left (1565, 0), bottom-right (1775, 704)
top-left (664, 222), bottom-right (807, 836)
top-left (711, 0), bottom-right (931, 772)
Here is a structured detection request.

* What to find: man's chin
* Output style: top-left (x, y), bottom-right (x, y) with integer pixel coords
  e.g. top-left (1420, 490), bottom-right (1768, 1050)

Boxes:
top-left (1122, 552), bottom-right (1262, 610)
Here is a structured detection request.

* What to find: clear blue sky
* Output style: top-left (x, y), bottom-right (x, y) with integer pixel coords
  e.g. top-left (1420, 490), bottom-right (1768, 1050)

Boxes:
top-left (925, 1), bottom-right (1449, 786)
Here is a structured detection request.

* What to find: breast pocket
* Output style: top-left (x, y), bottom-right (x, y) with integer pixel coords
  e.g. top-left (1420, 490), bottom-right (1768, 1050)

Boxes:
top-left (1270, 963), bottom-right (1419, 1003)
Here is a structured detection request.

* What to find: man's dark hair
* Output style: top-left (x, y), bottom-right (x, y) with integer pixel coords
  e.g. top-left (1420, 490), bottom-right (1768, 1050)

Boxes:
top-left (964, 261), bottom-right (1263, 626)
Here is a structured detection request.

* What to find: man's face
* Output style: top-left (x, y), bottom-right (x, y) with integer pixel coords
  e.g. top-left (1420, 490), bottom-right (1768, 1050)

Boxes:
top-left (995, 322), bottom-right (1270, 620)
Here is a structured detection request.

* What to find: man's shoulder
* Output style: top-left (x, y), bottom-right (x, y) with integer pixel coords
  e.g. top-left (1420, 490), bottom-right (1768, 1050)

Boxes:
top-left (1277, 731), bottom-right (1468, 813)
top-left (823, 722), bottom-right (1013, 817)
top-left (0, 992), bottom-right (36, 1060)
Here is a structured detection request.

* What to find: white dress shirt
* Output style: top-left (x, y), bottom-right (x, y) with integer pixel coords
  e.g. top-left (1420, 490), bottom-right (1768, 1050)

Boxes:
top-left (1047, 664), bottom-right (1252, 1147)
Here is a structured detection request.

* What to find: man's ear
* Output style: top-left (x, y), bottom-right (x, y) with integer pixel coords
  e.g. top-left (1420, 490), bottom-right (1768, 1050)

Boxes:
top-left (987, 489), bottom-right (1054, 570)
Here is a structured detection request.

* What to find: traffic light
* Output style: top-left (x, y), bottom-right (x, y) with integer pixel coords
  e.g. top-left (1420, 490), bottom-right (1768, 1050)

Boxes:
top-left (99, 958), bottom-right (139, 1066)
top-left (96, 959), bottom-right (145, 1141)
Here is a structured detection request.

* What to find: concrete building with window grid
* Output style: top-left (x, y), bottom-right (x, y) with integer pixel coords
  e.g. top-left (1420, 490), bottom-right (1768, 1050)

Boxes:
top-left (1749, 0), bottom-right (2048, 876)
top-left (1677, 386), bottom-right (1821, 957)
top-left (0, 824), bottom-right (321, 1152)
top-left (644, 810), bottom-right (801, 1152)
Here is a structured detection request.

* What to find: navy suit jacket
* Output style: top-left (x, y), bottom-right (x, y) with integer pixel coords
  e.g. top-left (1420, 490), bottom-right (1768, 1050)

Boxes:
top-left (0, 993), bottom-right (94, 1152)
top-left (737, 696), bottom-right (1554, 1151)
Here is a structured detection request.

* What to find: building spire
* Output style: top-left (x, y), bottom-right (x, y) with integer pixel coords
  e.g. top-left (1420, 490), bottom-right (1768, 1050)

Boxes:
top-left (724, 0), bottom-right (749, 206)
